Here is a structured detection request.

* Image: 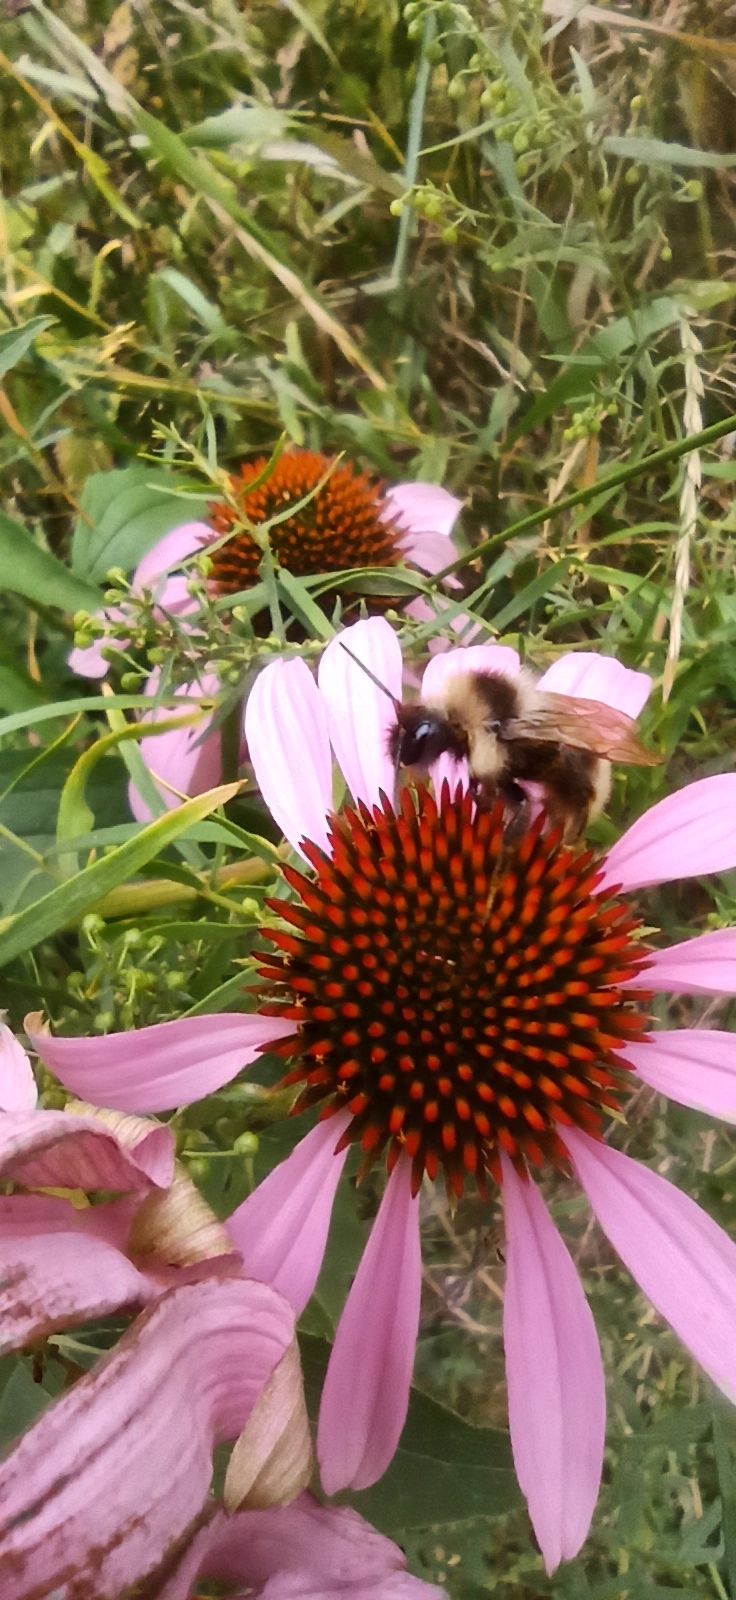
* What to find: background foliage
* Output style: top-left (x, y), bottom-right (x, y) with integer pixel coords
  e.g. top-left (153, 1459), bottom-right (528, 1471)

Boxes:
top-left (2, 0), bottom-right (736, 1593)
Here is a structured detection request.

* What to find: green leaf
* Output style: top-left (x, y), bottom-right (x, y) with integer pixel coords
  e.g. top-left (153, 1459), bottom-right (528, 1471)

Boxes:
top-left (155, 269), bottom-right (228, 334)
top-left (603, 135), bottom-right (736, 170)
top-left (0, 693), bottom-right (183, 741)
top-left (0, 782), bottom-right (239, 966)
top-left (71, 465), bottom-right (210, 579)
top-left (0, 663), bottom-right (47, 713)
top-left (183, 105), bottom-right (292, 149)
top-left (0, 315), bottom-right (56, 379)
top-left (0, 512), bottom-right (101, 613)
top-left (300, 1334), bottom-right (518, 1533)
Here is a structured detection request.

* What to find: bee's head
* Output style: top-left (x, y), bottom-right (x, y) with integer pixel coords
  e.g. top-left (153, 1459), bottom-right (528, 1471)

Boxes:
top-left (388, 705), bottom-right (467, 770)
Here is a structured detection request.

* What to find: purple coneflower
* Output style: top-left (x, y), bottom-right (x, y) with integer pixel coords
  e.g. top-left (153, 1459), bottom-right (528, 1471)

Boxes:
top-left (31, 619), bottom-right (736, 1572)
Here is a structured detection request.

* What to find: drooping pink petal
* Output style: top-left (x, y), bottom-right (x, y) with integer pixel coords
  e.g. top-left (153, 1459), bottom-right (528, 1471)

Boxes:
top-left (128, 668), bottom-right (222, 822)
top-left (132, 521), bottom-right (209, 597)
top-left (0, 1193), bottom-right (155, 1354)
top-left (227, 1110), bottom-right (350, 1315)
top-left (420, 641), bottom-right (522, 701)
top-left (501, 1159), bottom-right (605, 1574)
top-left (0, 1105), bottom-right (173, 1191)
top-left (157, 1493), bottom-right (447, 1600)
top-left (0, 1276), bottom-right (297, 1600)
top-left (567, 1129), bottom-right (736, 1404)
top-left (620, 1030), bottom-right (736, 1119)
top-left (0, 1019), bottom-right (37, 1110)
top-left (383, 482), bottom-right (462, 542)
top-left (397, 527), bottom-right (458, 577)
top-left (600, 775), bottom-right (736, 893)
top-left (318, 617), bottom-right (402, 811)
top-left (245, 655), bottom-right (333, 860)
top-left (25, 1011), bottom-right (293, 1115)
top-left (318, 1155), bottom-right (421, 1495)
top-left (624, 930), bottom-right (736, 997)
top-left (536, 652), bottom-right (652, 718)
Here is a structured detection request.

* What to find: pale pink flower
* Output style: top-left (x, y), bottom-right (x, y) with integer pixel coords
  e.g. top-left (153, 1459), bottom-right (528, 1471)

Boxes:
top-left (34, 618), bottom-right (736, 1571)
top-left (70, 458), bottom-right (462, 817)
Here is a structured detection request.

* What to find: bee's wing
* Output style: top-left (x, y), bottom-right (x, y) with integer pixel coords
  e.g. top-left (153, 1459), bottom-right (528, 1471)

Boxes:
top-left (508, 693), bottom-right (661, 767)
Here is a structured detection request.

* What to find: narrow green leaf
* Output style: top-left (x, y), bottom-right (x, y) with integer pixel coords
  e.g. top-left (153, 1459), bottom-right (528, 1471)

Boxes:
top-left (0, 512), bottom-right (101, 613)
top-left (603, 134), bottom-right (736, 169)
top-left (0, 694), bottom-right (183, 741)
top-left (0, 783), bottom-right (239, 966)
top-left (0, 315), bottom-right (56, 379)
top-left (490, 560), bottom-right (572, 631)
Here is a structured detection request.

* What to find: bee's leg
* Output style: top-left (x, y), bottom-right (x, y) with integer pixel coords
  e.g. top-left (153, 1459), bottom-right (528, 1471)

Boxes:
top-left (498, 779), bottom-right (531, 838)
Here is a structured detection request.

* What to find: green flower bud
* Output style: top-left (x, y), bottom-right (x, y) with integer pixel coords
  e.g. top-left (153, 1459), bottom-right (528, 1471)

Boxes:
top-left (447, 76), bottom-right (465, 101)
top-left (389, 196), bottom-right (404, 217)
top-left (512, 128), bottom-right (529, 154)
top-left (94, 1011), bottom-right (115, 1033)
top-left (147, 646), bottom-right (168, 665)
top-left (684, 179), bottom-right (703, 201)
top-left (441, 224), bottom-right (459, 245)
top-left (234, 1131), bottom-right (259, 1156)
top-left (165, 971), bottom-right (187, 989)
top-left (120, 672), bottom-right (142, 691)
top-left (661, 243), bottom-right (672, 262)
top-left (597, 184), bottom-right (612, 205)
top-left (105, 567), bottom-right (128, 587)
top-left (625, 164), bottom-right (640, 185)
top-left (73, 610), bottom-right (91, 629)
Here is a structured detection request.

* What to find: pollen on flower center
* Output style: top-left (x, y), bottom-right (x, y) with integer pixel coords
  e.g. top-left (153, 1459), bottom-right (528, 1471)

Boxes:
top-left (258, 786), bottom-right (652, 1198)
top-left (206, 449), bottom-right (400, 595)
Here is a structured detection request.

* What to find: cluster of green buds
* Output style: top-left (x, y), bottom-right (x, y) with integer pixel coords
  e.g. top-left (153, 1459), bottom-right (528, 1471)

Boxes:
top-left (390, 182), bottom-right (469, 246)
top-left (563, 398), bottom-right (618, 444)
top-left (403, 0), bottom-right (474, 44)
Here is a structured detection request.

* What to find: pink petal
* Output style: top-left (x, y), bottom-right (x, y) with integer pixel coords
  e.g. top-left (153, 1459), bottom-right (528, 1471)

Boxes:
top-left (0, 1106), bottom-right (173, 1191)
top-left (502, 1159), bottom-right (605, 1573)
top-left (245, 656), bottom-right (333, 860)
top-left (318, 618), bottom-right (402, 811)
top-left (129, 668), bottom-right (222, 822)
top-left (397, 527), bottom-right (458, 577)
top-left (132, 521), bottom-right (209, 596)
top-left (0, 1276), bottom-right (296, 1599)
top-left (600, 776), bottom-right (736, 893)
top-left (620, 1030), bottom-right (736, 1120)
top-left (318, 1156), bottom-right (420, 1494)
top-left (567, 1129), bottom-right (736, 1404)
top-left (0, 1193), bottom-right (155, 1353)
top-left (25, 1011), bottom-right (293, 1115)
top-left (536, 652), bottom-right (652, 717)
top-left (624, 930), bottom-right (736, 996)
top-left (0, 1020), bottom-right (37, 1110)
top-left (162, 1493), bottom-right (446, 1600)
top-left (227, 1111), bottom-right (350, 1315)
top-left (68, 634), bottom-right (122, 679)
top-left (420, 642), bottom-right (522, 701)
top-left (383, 482), bottom-right (462, 541)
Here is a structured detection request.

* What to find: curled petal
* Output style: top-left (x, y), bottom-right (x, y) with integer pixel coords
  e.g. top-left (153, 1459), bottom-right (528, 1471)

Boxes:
top-left (0, 1193), bottom-right (153, 1354)
top-left (502, 1159), bottom-right (605, 1573)
top-left (621, 1030), bottom-right (736, 1120)
top-left (129, 668), bottom-right (222, 822)
top-left (227, 1110), bottom-right (351, 1315)
top-left (567, 1129), bottom-right (736, 1405)
top-left (132, 521), bottom-right (209, 597)
top-left (318, 617), bottom-right (402, 810)
top-left (224, 1337), bottom-right (312, 1512)
top-left (421, 642), bottom-right (521, 701)
top-left (536, 652), bottom-right (652, 717)
top-left (383, 482), bottom-right (462, 541)
top-left (601, 775), bottom-right (736, 893)
top-left (625, 930), bottom-right (736, 997)
top-left (0, 1020), bottom-right (37, 1111)
top-left (156, 1494), bottom-right (447, 1600)
top-left (25, 1010), bottom-right (293, 1115)
top-left (318, 1155), bottom-right (420, 1494)
top-left (0, 1276), bottom-right (297, 1600)
top-left (0, 1104), bottom-right (173, 1191)
top-left (246, 656), bottom-right (333, 859)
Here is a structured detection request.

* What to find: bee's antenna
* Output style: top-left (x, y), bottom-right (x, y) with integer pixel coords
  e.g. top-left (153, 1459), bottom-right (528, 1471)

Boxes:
top-left (339, 642), bottom-right (402, 711)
